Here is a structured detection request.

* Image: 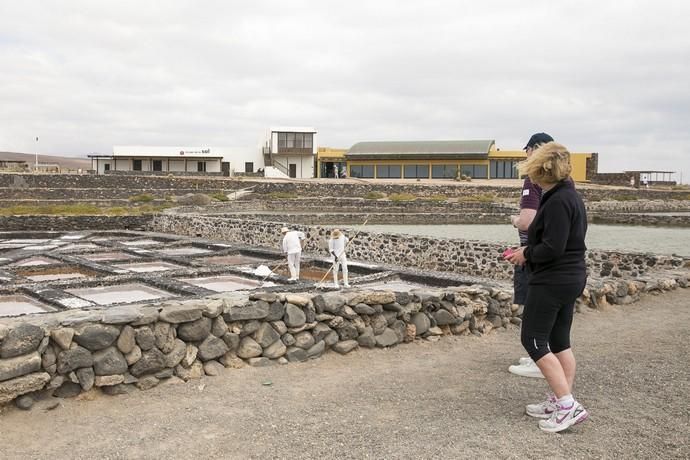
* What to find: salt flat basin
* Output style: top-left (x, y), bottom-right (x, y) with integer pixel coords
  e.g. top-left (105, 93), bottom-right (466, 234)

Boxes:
top-left (27, 272), bottom-right (88, 282)
top-left (179, 274), bottom-right (271, 292)
top-left (16, 266), bottom-right (99, 282)
top-left (0, 295), bottom-right (56, 317)
top-left (80, 252), bottom-right (139, 262)
top-left (115, 261), bottom-right (186, 273)
top-left (158, 247), bottom-right (212, 256)
top-left (6, 239), bottom-right (51, 244)
top-left (59, 234), bottom-right (88, 240)
top-left (201, 254), bottom-right (268, 265)
top-left (9, 256), bottom-right (61, 267)
top-left (55, 243), bottom-right (101, 251)
top-left (121, 239), bottom-right (162, 247)
top-left (66, 283), bottom-right (175, 306)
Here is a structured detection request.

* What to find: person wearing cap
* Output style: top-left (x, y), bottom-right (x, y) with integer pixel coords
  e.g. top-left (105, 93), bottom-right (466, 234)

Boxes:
top-left (328, 229), bottom-right (350, 288)
top-left (507, 132), bottom-right (554, 379)
top-left (281, 227), bottom-right (305, 281)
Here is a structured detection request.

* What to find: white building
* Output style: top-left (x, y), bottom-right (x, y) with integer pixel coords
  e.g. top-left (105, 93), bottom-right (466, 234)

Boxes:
top-left (89, 146), bottom-right (263, 176)
top-left (262, 127), bottom-right (317, 178)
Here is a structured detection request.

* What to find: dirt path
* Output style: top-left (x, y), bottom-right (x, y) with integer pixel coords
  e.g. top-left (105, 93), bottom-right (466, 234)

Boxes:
top-left (1, 289), bottom-right (689, 459)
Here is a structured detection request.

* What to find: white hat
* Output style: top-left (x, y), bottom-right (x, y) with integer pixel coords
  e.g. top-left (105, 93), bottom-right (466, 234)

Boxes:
top-left (281, 227), bottom-right (289, 233)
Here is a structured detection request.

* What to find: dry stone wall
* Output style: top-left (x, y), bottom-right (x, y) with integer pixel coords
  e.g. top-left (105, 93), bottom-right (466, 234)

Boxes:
top-left (0, 215), bottom-right (152, 231)
top-left (0, 285), bottom-right (515, 406)
top-left (150, 215), bottom-right (688, 280)
top-left (2, 274), bottom-right (686, 409)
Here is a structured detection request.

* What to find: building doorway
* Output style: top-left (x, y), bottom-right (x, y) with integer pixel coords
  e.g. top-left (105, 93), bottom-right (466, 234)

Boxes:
top-left (289, 163), bottom-right (297, 178)
top-left (153, 160), bottom-right (162, 172)
top-left (245, 162), bottom-right (254, 173)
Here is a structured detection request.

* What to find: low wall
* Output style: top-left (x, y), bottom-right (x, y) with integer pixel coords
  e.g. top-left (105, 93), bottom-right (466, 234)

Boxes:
top-left (1, 272), bottom-right (686, 408)
top-left (591, 214), bottom-right (690, 227)
top-left (0, 215), bottom-right (153, 232)
top-left (0, 188), bottom-right (228, 200)
top-left (0, 173), bottom-right (239, 190)
top-left (150, 215), bottom-right (688, 280)
top-left (0, 285), bottom-right (515, 406)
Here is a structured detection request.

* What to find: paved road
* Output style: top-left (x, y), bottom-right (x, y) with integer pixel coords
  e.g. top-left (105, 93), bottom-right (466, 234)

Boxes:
top-left (1, 289), bottom-right (688, 459)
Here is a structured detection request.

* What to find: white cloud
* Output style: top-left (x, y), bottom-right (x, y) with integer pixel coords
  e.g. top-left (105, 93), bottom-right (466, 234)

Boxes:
top-left (0, 0), bottom-right (689, 181)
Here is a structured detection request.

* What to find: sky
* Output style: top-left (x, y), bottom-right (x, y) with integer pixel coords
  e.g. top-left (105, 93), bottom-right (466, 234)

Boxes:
top-left (1, 1), bottom-right (689, 181)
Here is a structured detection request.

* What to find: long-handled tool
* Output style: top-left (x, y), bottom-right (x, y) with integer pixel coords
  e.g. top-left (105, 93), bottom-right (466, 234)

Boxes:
top-left (316, 215), bottom-right (370, 289)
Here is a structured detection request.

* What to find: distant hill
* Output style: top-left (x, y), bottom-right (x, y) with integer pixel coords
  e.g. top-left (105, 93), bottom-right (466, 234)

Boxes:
top-left (0, 151), bottom-right (91, 170)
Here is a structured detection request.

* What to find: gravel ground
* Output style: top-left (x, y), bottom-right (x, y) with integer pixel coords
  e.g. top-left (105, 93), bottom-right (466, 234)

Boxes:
top-left (1, 288), bottom-right (688, 460)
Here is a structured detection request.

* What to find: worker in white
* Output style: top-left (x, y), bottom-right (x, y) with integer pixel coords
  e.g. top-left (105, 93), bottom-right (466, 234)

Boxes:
top-left (281, 227), bottom-right (305, 281)
top-left (328, 228), bottom-right (350, 288)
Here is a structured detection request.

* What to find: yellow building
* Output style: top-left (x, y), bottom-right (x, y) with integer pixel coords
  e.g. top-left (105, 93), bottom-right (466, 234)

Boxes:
top-left (316, 147), bottom-right (347, 178)
top-left (345, 140), bottom-right (592, 181)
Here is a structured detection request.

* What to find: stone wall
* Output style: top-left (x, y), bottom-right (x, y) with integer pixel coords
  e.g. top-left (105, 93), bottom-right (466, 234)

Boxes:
top-left (104, 170), bottom-right (224, 177)
top-left (0, 173), bottom-right (240, 192)
top-left (0, 285), bottom-right (515, 406)
top-left (1, 173), bottom-right (688, 203)
top-left (590, 172), bottom-right (629, 186)
top-left (0, 215), bottom-right (153, 232)
top-left (1, 273), bottom-right (686, 408)
top-left (150, 215), bottom-right (688, 280)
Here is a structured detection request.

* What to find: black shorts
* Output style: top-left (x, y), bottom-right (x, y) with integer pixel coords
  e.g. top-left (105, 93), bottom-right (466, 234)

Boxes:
top-left (520, 282), bottom-right (585, 362)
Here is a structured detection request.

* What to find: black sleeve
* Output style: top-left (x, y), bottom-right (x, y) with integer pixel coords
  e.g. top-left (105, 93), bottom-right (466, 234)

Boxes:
top-left (524, 199), bottom-right (571, 264)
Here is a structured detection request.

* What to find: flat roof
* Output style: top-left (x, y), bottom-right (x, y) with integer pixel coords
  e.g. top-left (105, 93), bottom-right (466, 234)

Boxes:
top-left (347, 140), bottom-right (495, 160)
top-left (270, 127), bottom-right (317, 133)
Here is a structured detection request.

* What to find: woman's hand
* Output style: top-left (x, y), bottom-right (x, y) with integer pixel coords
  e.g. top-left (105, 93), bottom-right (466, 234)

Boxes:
top-left (506, 246), bottom-right (527, 266)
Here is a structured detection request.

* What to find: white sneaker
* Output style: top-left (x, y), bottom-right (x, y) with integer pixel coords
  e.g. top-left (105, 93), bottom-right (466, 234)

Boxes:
top-left (526, 394), bottom-right (557, 419)
top-left (518, 357), bottom-right (533, 366)
top-left (538, 401), bottom-right (589, 433)
top-left (343, 284), bottom-right (350, 288)
top-left (508, 361), bottom-right (545, 378)
top-left (333, 283), bottom-right (340, 289)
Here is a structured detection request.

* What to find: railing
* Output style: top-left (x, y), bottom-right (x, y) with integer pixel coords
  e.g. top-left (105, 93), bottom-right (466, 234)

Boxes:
top-left (272, 159), bottom-right (290, 177)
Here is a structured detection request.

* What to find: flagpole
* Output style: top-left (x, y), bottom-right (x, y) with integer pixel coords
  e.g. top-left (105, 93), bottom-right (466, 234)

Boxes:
top-left (35, 136), bottom-right (39, 171)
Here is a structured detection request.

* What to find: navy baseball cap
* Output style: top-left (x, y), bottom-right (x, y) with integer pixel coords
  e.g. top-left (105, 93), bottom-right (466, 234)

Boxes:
top-left (523, 132), bottom-right (554, 150)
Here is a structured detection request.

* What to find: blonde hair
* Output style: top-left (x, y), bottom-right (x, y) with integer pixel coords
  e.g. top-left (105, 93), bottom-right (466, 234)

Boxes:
top-left (518, 141), bottom-right (572, 185)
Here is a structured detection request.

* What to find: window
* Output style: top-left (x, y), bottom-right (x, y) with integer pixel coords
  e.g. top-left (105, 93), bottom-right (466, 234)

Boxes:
top-left (104, 164), bottom-right (110, 171)
top-left (404, 164), bottom-right (429, 179)
top-left (245, 162), bottom-right (254, 173)
top-left (197, 161), bottom-right (206, 172)
top-left (461, 164), bottom-right (488, 179)
top-left (490, 160), bottom-right (519, 179)
top-left (278, 132), bottom-right (287, 148)
top-left (376, 164), bottom-right (401, 179)
top-left (431, 164), bottom-right (458, 179)
top-left (350, 165), bottom-right (374, 178)
top-left (294, 133), bottom-right (304, 149)
top-left (153, 160), bottom-right (162, 172)
top-left (133, 159), bottom-right (142, 171)
top-left (304, 133), bottom-right (313, 148)
top-left (287, 133), bottom-right (295, 148)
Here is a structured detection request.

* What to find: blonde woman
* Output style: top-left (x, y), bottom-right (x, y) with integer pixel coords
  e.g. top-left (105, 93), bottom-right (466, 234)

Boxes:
top-left (506, 142), bottom-right (588, 433)
top-left (328, 229), bottom-right (350, 288)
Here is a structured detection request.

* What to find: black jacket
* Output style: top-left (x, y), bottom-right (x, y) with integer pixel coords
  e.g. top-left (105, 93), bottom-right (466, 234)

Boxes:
top-left (523, 179), bottom-right (587, 286)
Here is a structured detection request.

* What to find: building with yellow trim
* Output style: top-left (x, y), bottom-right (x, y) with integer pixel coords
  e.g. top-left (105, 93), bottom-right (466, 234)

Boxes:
top-left (344, 140), bottom-right (592, 181)
top-left (316, 147), bottom-right (347, 178)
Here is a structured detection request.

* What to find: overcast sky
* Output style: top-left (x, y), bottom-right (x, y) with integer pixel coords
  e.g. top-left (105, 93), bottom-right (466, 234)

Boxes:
top-left (1, 1), bottom-right (689, 181)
